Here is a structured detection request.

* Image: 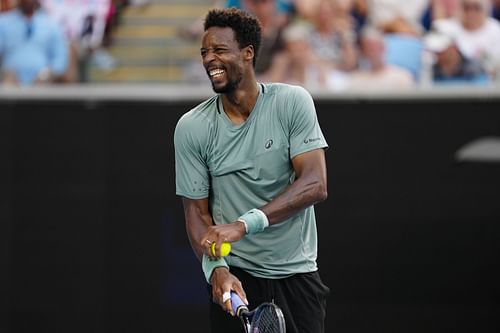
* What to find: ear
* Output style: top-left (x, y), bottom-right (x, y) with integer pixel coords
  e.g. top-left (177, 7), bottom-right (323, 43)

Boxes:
top-left (242, 45), bottom-right (255, 63)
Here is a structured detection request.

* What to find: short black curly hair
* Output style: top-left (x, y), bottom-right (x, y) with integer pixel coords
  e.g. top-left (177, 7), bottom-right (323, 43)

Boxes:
top-left (203, 7), bottom-right (262, 67)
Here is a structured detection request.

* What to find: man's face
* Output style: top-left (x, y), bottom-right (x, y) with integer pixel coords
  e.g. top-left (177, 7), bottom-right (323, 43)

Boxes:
top-left (201, 26), bottom-right (246, 94)
top-left (461, 0), bottom-right (486, 30)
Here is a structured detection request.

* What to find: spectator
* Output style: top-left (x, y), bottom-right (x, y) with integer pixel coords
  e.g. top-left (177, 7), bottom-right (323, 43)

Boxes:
top-left (346, 26), bottom-right (416, 89)
top-left (295, 0), bottom-right (367, 32)
top-left (0, 0), bottom-right (69, 85)
top-left (365, 0), bottom-right (430, 36)
top-left (424, 30), bottom-right (489, 84)
top-left (40, 0), bottom-right (117, 82)
top-left (264, 22), bottom-right (334, 90)
top-left (242, 0), bottom-right (288, 76)
top-left (432, 0), bottom-right (500, 78)
top-left (306, 0), bottom-right (358, 72)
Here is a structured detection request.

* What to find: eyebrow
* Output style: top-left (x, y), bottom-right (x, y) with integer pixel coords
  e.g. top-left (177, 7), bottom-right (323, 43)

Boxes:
top-left (200, 44), bottom-right (230, 52)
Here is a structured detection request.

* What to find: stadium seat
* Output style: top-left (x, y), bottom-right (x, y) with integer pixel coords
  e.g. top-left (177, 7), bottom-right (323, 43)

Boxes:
top-left (384, 33), bottom-right (424, 80)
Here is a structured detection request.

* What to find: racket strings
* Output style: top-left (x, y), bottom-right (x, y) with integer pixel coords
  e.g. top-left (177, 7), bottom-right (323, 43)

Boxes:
top-left (251, 305), bottom-right (285, 333)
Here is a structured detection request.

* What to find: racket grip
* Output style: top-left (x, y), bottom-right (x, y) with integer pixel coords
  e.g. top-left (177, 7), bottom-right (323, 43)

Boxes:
top-left (231, 291), bottom-right (248, 316)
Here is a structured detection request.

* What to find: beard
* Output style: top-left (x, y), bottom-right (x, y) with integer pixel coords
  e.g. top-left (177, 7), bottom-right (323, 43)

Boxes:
top-left (210, 66), bottom-right (243, 94)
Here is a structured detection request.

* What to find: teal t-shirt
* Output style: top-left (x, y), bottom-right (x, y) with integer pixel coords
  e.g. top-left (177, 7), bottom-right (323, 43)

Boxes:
top-left (174, 83), bottom-right (328, 278)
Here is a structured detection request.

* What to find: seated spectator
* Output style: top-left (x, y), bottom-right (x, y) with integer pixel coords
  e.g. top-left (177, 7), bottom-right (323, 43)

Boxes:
top-left (421, 0), bottom-right (461, 31)
top-left (0, 0), bottom-right (69, 85)
top-left (263, 22), bottom-right (334, 90)
top-left (346, 26), bottom-right (416, 89)
top-left (432, 0), bottom-right (500, 78)
top-left (424, 30), bottom-right (489, 84)
top-left (241, 0), bottom-right (287, 76)
top-left (306, 0), bottom-right (358, 72)
top-left (40, 0), bottom-right (117, 82)
top-left (365, 0), bottom-right (430, 36)
top-left (295, 0), bottom-right (367, 32)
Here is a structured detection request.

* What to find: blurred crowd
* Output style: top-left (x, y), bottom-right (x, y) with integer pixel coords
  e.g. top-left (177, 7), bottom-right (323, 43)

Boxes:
top-left (0, 0), bottom-right (127, 85)
top-left (2, 0), bottom-right (500, 89)
top-left (184, 0), bottom-right (500, 91)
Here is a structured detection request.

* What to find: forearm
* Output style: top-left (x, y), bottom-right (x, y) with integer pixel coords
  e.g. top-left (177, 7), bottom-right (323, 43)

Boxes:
top-left (183, 198), bottom-right (214, 261)
top-left (261, 172), bottom-right (327, 225)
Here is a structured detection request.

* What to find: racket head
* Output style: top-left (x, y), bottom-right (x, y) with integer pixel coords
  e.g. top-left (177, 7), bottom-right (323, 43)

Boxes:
top-left (249, 302), bottom-right (286, 333)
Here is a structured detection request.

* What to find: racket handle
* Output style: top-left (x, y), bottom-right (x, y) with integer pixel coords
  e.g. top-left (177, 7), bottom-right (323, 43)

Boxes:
top-left (231, 291), bottom-right (248, 316)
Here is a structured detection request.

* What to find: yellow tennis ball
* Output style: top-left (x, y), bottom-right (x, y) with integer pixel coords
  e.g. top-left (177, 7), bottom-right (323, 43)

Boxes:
top-left (211, 242), bottom-right (231, 257)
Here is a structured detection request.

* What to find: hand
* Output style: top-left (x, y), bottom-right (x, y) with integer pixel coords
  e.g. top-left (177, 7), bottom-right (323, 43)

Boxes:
top-left (210, 268), bottom-right (248, 316)
top-left (201, 221), bottom-right (246, 258)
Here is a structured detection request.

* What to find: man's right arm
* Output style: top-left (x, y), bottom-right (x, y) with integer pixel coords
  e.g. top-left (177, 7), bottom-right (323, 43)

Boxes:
top-left (181, 197), bottom-right (213, 261)
top-left (182, 197), bottom-right (246, 312)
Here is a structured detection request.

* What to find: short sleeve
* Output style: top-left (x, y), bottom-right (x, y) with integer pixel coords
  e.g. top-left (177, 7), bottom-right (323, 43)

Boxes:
top-left (174, 113), bottom-right (210, 199)
top-left (285, 86), bottom-right (328, 158)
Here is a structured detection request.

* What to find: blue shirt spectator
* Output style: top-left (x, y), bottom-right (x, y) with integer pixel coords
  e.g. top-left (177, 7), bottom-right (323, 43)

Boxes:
top-left (0, 0), bottom-right (68, 86)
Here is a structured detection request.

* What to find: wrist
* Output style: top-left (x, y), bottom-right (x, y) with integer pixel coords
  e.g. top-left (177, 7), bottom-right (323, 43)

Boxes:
top-left (237, 208), bottom-right (269, 234)
top-left (202, 254), bottom-right (229, 284)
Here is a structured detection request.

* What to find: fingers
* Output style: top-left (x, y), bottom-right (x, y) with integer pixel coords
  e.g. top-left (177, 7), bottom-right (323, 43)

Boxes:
top-left (211, 273), bottom-right (245, 317)
top-left (212, 289), bottom-right (234, 316)
top-left (232, 285), bottom-right (248, 306)
top-left (222, 291), bottom-right (234, 316)
top-left (201, 238), bottom-right (228, 258)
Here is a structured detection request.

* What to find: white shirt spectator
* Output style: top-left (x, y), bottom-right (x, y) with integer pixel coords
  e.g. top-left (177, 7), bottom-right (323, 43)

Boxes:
top-left (433, 17), bottom-right (500, 71)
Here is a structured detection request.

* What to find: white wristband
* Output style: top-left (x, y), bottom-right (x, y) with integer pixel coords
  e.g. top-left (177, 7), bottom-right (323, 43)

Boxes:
top-left (237, 208), bottom-right (269, 234)
top-left (201, 254), bottom-right (229, 284)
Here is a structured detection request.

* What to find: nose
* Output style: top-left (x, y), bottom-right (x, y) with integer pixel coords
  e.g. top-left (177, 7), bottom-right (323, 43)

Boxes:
top-left (202, 49), bottom-right (216, 66)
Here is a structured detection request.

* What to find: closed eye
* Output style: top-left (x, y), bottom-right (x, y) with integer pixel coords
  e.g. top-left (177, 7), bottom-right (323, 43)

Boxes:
top-left (200, 47), bottom-right (229, 57)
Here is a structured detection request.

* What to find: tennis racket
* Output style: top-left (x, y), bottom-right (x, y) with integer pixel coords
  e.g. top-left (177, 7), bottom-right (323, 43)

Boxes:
top-left (231, 291), bottom-right (286, 333)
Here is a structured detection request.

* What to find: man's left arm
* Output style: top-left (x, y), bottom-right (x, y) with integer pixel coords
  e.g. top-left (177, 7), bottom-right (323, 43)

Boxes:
top-left (261, 148), bottom-right (327, 225)
top-left (205, 148), bottom-right (327, 244)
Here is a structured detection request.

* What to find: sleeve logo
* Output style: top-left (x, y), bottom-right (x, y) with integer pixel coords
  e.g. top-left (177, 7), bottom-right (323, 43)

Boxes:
top-left (303, 137), bottom-right (321, 144)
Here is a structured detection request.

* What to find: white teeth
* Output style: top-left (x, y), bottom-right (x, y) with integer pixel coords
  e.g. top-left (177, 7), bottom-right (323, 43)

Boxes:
top-left (209, 69), bottom-right (225, 77)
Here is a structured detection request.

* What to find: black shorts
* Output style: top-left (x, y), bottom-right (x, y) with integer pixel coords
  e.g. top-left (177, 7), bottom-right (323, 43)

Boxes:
top-left (208, 266), bottom-right (330, 333)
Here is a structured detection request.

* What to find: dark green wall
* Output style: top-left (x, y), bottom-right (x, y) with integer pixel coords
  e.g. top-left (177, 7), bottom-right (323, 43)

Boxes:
top-left (1, 97), bottom-right (499, 332)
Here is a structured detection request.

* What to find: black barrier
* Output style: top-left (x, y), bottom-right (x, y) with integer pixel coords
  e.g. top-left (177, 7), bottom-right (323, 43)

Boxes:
top-left (1, 94), bottom-right (499, 333)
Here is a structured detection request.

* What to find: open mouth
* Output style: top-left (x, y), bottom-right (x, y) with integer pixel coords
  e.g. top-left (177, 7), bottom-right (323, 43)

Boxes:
top-left (209, 68), bottom-right (225, 79)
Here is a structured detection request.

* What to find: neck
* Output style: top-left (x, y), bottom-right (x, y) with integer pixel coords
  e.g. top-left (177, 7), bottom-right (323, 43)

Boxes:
top-left (221, 77), bottom-right (260, 124)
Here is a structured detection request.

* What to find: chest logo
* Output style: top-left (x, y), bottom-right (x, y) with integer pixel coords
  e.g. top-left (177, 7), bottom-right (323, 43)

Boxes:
top-left (265, 139), bottom-right (273, 149)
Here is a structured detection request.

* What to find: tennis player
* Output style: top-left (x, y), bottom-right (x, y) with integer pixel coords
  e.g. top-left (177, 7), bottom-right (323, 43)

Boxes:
top-left (174, 7), bottom-right (330, 333)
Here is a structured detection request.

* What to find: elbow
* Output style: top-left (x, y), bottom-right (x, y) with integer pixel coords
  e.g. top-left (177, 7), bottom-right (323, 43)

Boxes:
top-left (317, 186), bottom-right (328, 203)
top-left (313, 181), bottom-right (328, 203)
